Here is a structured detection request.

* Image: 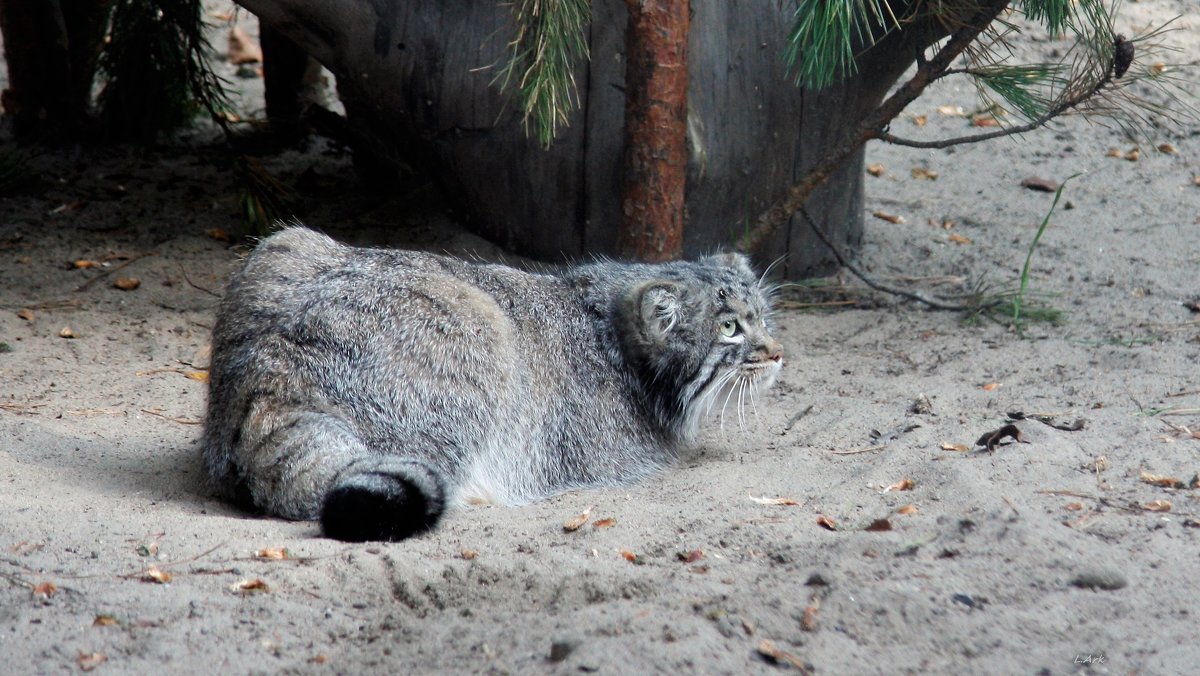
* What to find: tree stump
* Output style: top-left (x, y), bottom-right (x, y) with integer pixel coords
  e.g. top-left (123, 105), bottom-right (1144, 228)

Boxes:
top-left (236, 0), bottom-right (919, 277)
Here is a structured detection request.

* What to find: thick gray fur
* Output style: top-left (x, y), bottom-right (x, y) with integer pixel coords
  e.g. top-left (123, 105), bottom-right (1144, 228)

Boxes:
top-left (201, 226), bottom-right (783, 540)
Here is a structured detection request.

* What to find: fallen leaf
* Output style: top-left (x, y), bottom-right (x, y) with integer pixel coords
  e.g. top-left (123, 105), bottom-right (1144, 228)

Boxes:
top-left (864, 518), bottom-right (893, 532)
top-left (185, 370), bottom-right (210, 382)
top-left (971, 114), bottom-right (1000, 127)
top-left (1157, 143), bottom-right (1178, 155)
top-left (975, 423), bottom-right (1027, 452)
top-left (73, 259), bottom-right (101, 269)
top-left (883, 478), bottom-right (914, 493)
top-left (230, 578), bottom-right (269, 594)
top-left (1145, 500), bottom-right (1172, 512)
top-left (563, 506), bottom-right (593, 532)
top-left (940, 442), bottom-right (970, 452)
top-left (255, 547), bottom-right (289, 560)
top-left (866, 163), bottom-right (885, 177)
top-left (619, 550), bottom-right (645, 565)
top-left (1020, 176), bottom-right (1060, 193)
top-left (16, 308), bottom-right (34, 321)
top-left (756, 639), bottom-right (810, 671)
top-left (801, 600), bottom-right (820, 632)
top-left (982, 382), bottom-right (1000, 392)
top-left (937, 105), bottom-right (965, 117)
top-left (142, 566), bottom-right (172, 584)
top-left (947, 233), bottom-right (972, 245)
top-left (93, 614), bottom-right (119, 627)
top-left (59, 327), bottom-right (76, 339)
top-left (749, 495), bottom-right (800, 506)
top-left (228, 26), bottom-right (263, 64)
top-left (78, 652), bottom-right (107, 672)
top-left (206, 228), bottom-right (231, 242)
top-left (1151, 62), bottom-right (1166, 74)
top-left (1140, 471), bottom-right (1188, 489)
top-left (895, 504), bottom-right (919, 515)
top-left (592, 517), bottom-right (617, 528)
top-left (33, 581), bottom-right (56, 598)
top-left (816, 515), bottom-right (837, 531)
top-left (1064, 502), bottom-right (1084, 512)
top-left (1124, 147), bottom-right (1141, 162)
top-left (1105, 148), bottom-right (1126, 159)
top-left (912, 114), bottom-right (928, 126)
top-left (872, 211), bottom-right (906, 224)
top-left (459, 549), bottom-right (478, 560)
top-left (675, 549), bottom-right (705, 563)
top-left (113, 277), bottom-right (140, 291)
top-left (911, 167), bottom-right (939, 180)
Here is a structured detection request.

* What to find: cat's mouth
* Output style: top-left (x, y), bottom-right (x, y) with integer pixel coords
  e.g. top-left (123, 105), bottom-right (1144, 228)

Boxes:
top-left (742, 357), bottom-right (783, 379)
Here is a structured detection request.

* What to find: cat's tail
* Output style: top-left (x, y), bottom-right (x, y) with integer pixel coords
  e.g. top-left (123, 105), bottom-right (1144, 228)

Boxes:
top-left (208, 401), bottom-right (448, 542)
top-left (321, 457), bottom-right (447, 542)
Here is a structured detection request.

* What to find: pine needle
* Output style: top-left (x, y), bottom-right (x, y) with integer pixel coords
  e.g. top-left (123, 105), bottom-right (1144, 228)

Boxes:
top-left (496, 0), bottom-right (591, 147)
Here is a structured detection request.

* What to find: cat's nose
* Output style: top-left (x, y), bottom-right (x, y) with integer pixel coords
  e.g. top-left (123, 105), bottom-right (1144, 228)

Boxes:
top-left (757, 338), bottom-right (783, 363)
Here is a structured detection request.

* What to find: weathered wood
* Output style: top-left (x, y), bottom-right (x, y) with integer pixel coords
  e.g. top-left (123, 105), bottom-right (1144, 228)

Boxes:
top-left (235, 0), bottom-right (922, 277)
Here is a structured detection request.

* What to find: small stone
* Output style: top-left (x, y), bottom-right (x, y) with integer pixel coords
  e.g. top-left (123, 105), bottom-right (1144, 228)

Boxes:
top-left (548, 639), bottom-right (577, 663)
top-left (1070, 569), bottom-right (1127, 591)
top-left (804, 572), bottom-right (830, 587)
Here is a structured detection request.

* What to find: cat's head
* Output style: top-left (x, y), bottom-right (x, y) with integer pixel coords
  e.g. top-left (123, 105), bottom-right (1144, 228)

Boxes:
top-left (619, 253), bottom-right (783, 441)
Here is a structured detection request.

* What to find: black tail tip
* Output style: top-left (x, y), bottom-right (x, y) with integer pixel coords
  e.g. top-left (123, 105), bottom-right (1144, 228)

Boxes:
top-left (320, 473), bottom-right (443, 542)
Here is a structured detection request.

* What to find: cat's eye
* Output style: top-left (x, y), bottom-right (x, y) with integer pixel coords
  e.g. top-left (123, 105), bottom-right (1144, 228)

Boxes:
top-left (719, 320), bottom-right (739, 337)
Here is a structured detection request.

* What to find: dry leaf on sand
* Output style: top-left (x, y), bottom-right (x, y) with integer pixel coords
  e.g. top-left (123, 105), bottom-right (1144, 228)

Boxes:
top-left (563, 506), bottom-right (593, 532)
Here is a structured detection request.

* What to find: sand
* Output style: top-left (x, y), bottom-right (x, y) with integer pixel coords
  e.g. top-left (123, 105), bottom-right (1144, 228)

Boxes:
top-left (1, 1), bottom-right (1198, 673)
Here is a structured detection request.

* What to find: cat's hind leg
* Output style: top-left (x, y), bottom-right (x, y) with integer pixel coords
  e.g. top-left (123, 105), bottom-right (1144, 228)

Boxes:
top-left (233, 404), bottom-right (446, 542)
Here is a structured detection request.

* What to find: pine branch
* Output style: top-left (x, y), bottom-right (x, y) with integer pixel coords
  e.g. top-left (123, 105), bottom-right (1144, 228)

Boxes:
top-left (799, 207), bottom-right (977, 311)
top-left (496, 0), bottom-right (591, 148)
top-left (880, 34), bottom-right (1128, 149)
top-left (737, 0), bottom-right (1012, 254)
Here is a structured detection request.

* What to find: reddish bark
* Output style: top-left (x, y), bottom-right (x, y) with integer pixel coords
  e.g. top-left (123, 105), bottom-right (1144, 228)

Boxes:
top-left (617, 0), bottom-right (689, 262)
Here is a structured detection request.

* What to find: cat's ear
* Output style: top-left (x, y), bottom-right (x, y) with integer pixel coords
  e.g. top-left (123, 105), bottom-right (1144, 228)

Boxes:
top-left (704, 252), bottom-right (755, 277)
top-left (634, 281), bottom-right (685, 338)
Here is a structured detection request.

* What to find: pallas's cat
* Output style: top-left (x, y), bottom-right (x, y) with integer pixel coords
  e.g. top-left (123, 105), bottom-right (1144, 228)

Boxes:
top-left (202, 227), bottom-right (783, 541)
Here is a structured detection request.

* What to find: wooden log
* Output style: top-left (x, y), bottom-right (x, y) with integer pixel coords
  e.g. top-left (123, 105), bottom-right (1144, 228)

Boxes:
top-left (617, 0), bottom-right (689, 262)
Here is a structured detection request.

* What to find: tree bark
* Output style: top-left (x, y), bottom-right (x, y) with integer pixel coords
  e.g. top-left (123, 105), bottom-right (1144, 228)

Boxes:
top-left (617, 0), bottom-right (689, 262)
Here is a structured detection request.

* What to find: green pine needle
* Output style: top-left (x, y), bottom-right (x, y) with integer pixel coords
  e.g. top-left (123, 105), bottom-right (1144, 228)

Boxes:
top-left (497, 0), bottom-right (591, 148)
top-left (973, 64), bottom-right (1065, 121)
top-left (784, 0), bottom-right (899, 90)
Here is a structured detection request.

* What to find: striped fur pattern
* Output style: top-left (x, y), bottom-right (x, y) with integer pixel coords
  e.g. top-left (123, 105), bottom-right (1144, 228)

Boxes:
top-left (201, 227), bottom-right (783, 541)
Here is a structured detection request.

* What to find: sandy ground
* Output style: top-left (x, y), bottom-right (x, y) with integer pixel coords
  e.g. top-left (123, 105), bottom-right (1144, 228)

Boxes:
top-left (2, 2), bottom-right (1199, 674)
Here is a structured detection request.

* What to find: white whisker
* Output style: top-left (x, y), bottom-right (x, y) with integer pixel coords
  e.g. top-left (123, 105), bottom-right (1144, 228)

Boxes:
top-left (748, 373), bottom-right (760, 418)
top-left (718, 371), bottom-right (740, 431)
